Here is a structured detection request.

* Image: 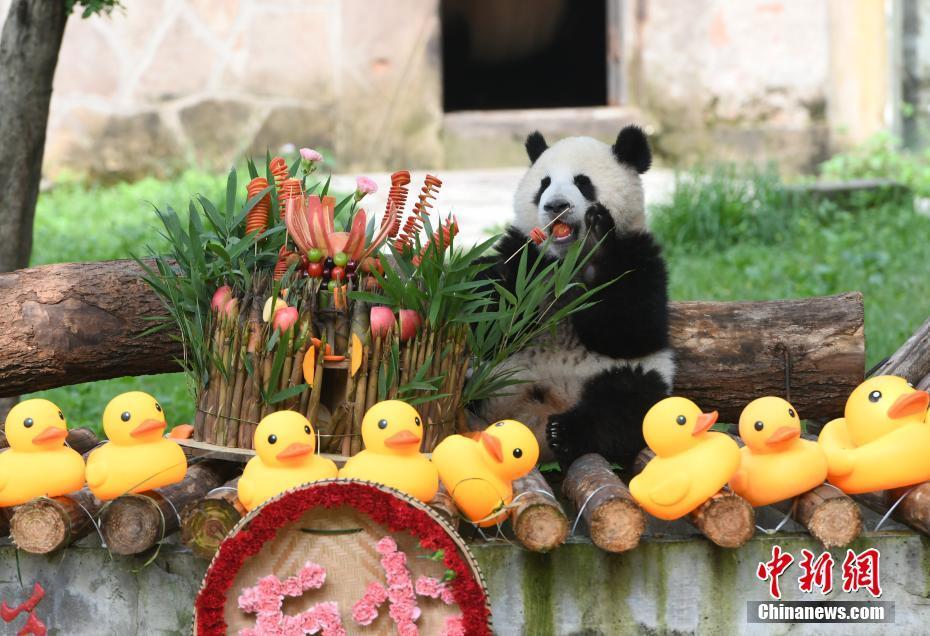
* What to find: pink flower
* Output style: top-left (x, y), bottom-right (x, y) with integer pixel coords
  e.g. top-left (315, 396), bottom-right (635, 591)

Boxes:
top-left (441, 615), bottom-right (466, 636)
top-left (355, 175), bottom-right (378, 196)
top-left (300, 147), bottom-right (323, 162)
top-left (298, 562), bottom-right (327, 589)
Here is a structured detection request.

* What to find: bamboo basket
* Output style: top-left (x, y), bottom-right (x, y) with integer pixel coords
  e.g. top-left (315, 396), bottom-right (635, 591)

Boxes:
top-left (192, 274), bottom-right (470, 457)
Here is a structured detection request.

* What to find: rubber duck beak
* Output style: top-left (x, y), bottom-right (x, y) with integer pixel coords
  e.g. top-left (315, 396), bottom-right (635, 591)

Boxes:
top-left (887, 390), bottom-right (930, 419)
top-left (766, 426), bottom-right (800, 445)
top-left (384, 429), bottom-right (421, 449)
top-left (31, 426), bottom-right (67, 445)
top-left (276, 442), bottom-right (313, 460)
top-left (692, 411), bottom-right (718, 436)
top-left (130, 418), bottom-right (166, 437)
top-left (481, 432), bottom-right (504, 463)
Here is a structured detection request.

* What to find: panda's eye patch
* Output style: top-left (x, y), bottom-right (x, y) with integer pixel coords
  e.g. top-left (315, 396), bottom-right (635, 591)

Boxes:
top-left (788, 408), bottom-right (795, 418)
top-left (869, 390), bottom-right (882, 403)
top-left (573, 174), bottom-right (597, 201)
top-left (676, 415), bottom-right (686, 425)
top-left (23, 418), bottom-right (33, 429)
top-left (121, 412), bottom-right (131, 422)
top-left (268, 434), bottom-right (277, 444)
top-left (533, 177), bottom-right (552, 205)
top-left (513, 448), bottom-right (523, 458)
top-left (754, 421), bottom-right (765, 431)
top-left (378, 419), bottom-right (388, 430)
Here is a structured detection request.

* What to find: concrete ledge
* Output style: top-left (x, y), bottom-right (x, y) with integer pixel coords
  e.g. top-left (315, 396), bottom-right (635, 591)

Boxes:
top-left (0, 533), bottom-right (926, 635)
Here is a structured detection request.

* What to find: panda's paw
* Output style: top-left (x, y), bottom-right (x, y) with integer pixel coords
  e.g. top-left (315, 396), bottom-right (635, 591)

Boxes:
top-left (584, 203), bottom-right (616, 244)
top-left (547, 415), bottom-right (582, 463)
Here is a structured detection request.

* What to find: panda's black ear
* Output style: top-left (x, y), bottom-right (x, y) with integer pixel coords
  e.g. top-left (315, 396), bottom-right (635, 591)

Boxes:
top-left (612, 125), bottom-right (651, 173)
top-left (525, 131), bottom-right (548, 164)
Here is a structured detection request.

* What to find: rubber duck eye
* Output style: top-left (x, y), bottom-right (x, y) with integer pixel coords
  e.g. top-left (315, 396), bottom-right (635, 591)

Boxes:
top-left (268, 434), bottom-right (277, 444)
top-left (378, 419), bottom-right (388, 430)
top-left (754, 421), bottom-right (765, 431)
top-left (494, 421), bottom-right (505, 427)
top-left (155, 403), bottom-right (162, 412)
top-left (58, 411), bottom-right (64, 420)
top-left (513, 448), bottom-right (523, 458)
top-left (675, 415), bottom-right (686, 426)
top-left (788, 408), bottom-right (795, 418)
top-left (23, 418), bottom-right (33, 429)
top-left (868, 390), bottom-right (882, 403)
top-left (414, 417), bottom-right (421, 427)
top-left (304, 425), bottom-right (311, 435)
top-left (121, 412), bottom-right (131, 422)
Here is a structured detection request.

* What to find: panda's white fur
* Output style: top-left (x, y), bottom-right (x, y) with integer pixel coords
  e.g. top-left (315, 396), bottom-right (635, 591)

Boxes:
top-left (512, 136), bottom-right (647, 257)
top-left (478, 128), bottom-right (673, 466)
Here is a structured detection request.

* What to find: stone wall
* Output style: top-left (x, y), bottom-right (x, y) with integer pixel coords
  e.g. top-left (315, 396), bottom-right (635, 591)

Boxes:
top-left (1, 0), bottom-right (442, 180)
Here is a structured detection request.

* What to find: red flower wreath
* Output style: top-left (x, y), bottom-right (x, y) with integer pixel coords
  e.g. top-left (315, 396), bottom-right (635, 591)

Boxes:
top-left (194, 481), bottom-right (491, 635)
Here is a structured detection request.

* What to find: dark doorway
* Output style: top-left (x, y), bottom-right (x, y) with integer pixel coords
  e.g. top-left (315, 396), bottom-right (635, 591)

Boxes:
top-left (441, 0), bottom-right (608, 112)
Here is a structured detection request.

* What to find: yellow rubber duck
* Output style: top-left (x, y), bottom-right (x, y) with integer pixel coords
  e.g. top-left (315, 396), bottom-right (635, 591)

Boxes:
top-left (630, 397), bottom-right (740, 520)
top-left (431, 419), bottom-right (539, 527)
top-left (338, 400), bottom-right (438, 502)
top-left (0, 399), bottom-right (85, 506)
top-left (238, 411), bottom-right (337, 511)
top-left (818, 376), bottom-right (930, 494)
top-left (86, 392), bottom-right (187, 500)
top-left (728, 397), bottom-right (827, 506)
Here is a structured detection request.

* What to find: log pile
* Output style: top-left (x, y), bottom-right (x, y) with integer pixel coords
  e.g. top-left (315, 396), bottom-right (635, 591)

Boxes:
top-left (772, 484), bottom-right (861, 548)
top-left (10, 489), bottom-right (101, 554)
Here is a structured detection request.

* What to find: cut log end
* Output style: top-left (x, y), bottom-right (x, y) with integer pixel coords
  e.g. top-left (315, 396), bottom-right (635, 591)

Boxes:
top-left (512, 504), bottom-right (569, 553)
top-left (10, 499), bottom-right (69, 554)
top-left (688, 492), bottom-right (755, 549)
top-left (428, 486), bottom-right (459, 530)
top-left (100, 495), bottom-right (163, 556)
top-left (807, 497), bottom-right (862, 548)
top-left (588, 497), bottom-right (646, 553)
top-left (180, 498), bottom-right (241, 560)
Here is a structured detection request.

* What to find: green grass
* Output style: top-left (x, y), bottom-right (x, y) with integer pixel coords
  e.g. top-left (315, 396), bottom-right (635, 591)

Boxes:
top-left (651, 166), bottom-right (930, 370)
top-left (26, 170), bottom-right (228, 435)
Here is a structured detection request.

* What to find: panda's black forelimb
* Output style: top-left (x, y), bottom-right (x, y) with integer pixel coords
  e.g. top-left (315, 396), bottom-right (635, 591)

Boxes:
top-left (547, 365), bottom-right (669, 468)
top-left (572, 204), bottom-right (670, 360)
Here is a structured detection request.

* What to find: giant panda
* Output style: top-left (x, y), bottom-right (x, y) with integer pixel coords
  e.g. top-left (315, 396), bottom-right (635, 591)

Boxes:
top-left (477, 126), bottom-right (673, 468)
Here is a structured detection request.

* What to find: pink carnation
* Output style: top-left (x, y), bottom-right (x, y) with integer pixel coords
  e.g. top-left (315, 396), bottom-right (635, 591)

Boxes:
top-left (300, 147), bottom-right (323, 162)
top-left (355, 175), bottom-right (378, 195)
top-left (441, 615), bottom-right (466, 636)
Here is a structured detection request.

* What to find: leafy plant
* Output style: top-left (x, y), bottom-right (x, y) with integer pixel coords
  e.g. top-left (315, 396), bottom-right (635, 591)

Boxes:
top-left (821, 131), bottom-right (930, 197)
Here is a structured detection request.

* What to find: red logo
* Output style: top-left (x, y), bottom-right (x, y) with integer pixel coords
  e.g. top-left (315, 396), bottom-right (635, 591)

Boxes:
top-left (756, 546), bottom-right (794, 599)
top-left (841, 548), bottom-right (882, 597)
top-left (756, 546), bottom-right (882, 599)
top-left (798, 549), bottom-right (834, 594)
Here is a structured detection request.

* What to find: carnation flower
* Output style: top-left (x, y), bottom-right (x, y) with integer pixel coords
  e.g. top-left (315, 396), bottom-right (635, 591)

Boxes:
top-left (300, 147), bottom-right (323, 162)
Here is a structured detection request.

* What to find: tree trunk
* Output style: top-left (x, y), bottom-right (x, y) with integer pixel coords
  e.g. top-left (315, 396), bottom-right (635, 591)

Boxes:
top-left (428, 483), bottom-right (459, 530)
top-left (873, 315), bottom-right (930, 384)
top-left (0, 0), bottom-right (70, 420)
top-left (562, 453), bottom-right (645, 552)
top-left (856, 482), bottom-right (930, 536)
top-left (100, 461), bottom-right (236, 555)
top-left (509, 468), bottom-right (568, 552)
top-left (0, 260), bottom-right (183, 397)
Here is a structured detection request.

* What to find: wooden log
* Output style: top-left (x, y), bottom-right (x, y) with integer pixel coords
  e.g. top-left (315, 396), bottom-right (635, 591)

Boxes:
top-left (562, 453), bottom-right (645, 553)
top-left (856, 481), bottom-right (930, 536)
top-left (669, 292), bottom-right (864, 422)
top-left (0, 263), bottom-right (864, 422)
top-left (509, 468), bottom-right (568, 552)
top-left (770, 483), bottom-right (861, 548)
top-left (100, 460), bottom-right (236, 555)
top-left (10, 488), bottom-right (101, 554)
top-left (428, 484), bottom-right (459, 531)
top-left (180, 478), bottom-right (243, 560)
top-left (633, 449), bottom-right (755, 548)
top-left (873, 315), bottom-right (930, 383)
top-left (0, 259), bottom-right (182, 397)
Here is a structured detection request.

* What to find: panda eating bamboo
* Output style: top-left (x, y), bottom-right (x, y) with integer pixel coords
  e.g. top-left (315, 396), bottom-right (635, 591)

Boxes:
top-left (478, 126), bottom-right (674, 468)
